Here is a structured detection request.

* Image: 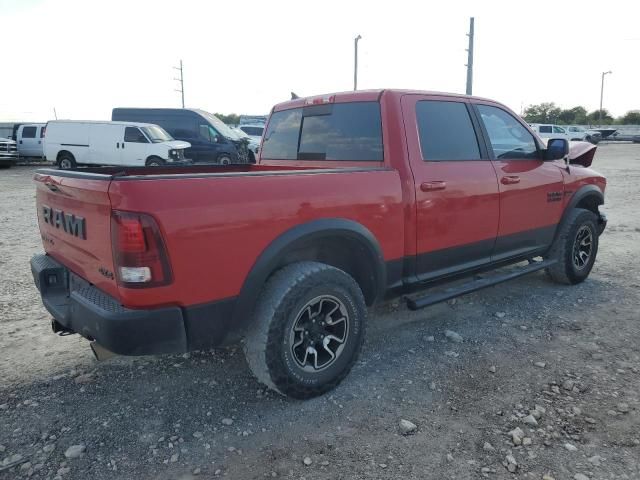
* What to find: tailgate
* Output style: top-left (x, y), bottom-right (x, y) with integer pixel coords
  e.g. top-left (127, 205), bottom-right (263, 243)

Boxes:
top-left (34, 171), bottom-right (118, 299)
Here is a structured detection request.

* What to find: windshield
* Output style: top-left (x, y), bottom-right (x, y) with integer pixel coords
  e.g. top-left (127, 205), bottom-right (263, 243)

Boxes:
top-left (142, 125), bottom-right (173, 143)
top-left (198, 110), bottom-right (242, 141)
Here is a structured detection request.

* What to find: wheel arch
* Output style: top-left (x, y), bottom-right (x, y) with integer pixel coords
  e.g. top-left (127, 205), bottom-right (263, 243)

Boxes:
top-left (232, 218), bottom-right (386, 328)
top-left (553, 185), bottom-right (604, 243)
top-left (56, 150), bottom-right (74, 162)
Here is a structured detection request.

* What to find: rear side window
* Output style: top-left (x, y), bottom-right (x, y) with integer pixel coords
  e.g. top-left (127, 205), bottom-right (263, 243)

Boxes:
top-left (539, 125), bottom-right (552, 133)
top-left (261, 102), bottom-right (383, 161)
top-left (241, 126), bottom-right (264, 136)
top-left (261, 109), bottom-right (302, 159)
top-left (124, 127), bottom-right (148, 143)
top-left (416, 101), bottom-right (480, 161)
top-left (477, 105), bottom-right (538, 160)
top-left (22, 126), bottom-right (37, 138)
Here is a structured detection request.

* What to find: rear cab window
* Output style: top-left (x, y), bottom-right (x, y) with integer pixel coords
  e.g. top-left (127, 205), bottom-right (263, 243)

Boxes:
top-left (261, 102), bottom-right (383, 162)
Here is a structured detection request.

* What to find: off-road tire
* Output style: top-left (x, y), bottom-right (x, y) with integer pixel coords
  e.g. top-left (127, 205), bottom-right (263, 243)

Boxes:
top-left (546, 208), bottom-right (599, 285)
top-left (244, 261), bottom-right (367, 399)
top-left (57, 152), bottom-right (76, 170)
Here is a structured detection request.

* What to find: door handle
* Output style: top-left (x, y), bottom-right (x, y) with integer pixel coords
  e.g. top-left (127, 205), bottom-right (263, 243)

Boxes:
top-left (420, 181), bottom-right (447, 192)
top-left (116, 143), bottom-right (119, 148)
top-left (19, 140), bottom-right (22, 144)
top-left (501, 175), bottom-right (521, 185)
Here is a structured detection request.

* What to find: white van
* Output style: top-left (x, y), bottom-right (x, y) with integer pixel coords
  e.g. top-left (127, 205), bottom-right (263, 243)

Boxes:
top-left (44, 121), bottom-right (190, 169)
top-left (17, 123), bottom-right (46, 158)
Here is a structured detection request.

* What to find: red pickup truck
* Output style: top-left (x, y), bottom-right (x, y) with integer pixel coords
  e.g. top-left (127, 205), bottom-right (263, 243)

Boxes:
top-left (31, 90), bottom-right (606, 398)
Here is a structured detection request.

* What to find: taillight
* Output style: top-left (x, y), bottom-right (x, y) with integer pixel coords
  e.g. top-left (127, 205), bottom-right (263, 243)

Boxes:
top-left (111, 211), bottom-right (172, 288)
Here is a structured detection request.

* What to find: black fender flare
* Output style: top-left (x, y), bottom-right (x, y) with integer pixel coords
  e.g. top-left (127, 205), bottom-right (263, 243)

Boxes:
top-left (553, 184), bottom-right (604, 242)
top-left (231, 218), bottom-right (386, 327)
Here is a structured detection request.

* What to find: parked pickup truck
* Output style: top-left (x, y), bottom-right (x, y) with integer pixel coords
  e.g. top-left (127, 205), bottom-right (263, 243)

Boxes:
top-left (31, 89), bottom-right (607, 399)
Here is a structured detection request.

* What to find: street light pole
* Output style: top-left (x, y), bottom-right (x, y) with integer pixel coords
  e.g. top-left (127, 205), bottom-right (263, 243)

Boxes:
top-left (354, 35), bottom-right (362, 91)
top-left (599, 70), bottom-right (612, 126)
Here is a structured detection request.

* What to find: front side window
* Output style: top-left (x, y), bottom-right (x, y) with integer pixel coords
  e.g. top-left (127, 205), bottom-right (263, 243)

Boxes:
top-left (261, 102), bottom-right (383, 161)
top-left (198, 125), bottom-right (220, 143)
top-left (552, 126), bottom-right (566, 134)
top-left (22, 126), bottom-right (37, 138)
top-left (477, 105), bottom-right (538, 160)
top-left (416, 100), bottom-right (480, 161)
top-left (124, 127), bottom-right (148, 143)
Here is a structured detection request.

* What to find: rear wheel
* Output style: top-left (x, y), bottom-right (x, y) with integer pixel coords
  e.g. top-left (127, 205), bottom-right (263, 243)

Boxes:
top-left (57, 152), bottom-right (76, 170)
top-left (145, 157), bottom-right (164, 167)
top-left (244, 261), bottom-right (367, 399)
top-left (546, 208), bottom-right (599, 284)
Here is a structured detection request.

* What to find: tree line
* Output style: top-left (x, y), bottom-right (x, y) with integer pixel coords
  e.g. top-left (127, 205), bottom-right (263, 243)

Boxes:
top-left (523, 103), bottom-right (640, 125)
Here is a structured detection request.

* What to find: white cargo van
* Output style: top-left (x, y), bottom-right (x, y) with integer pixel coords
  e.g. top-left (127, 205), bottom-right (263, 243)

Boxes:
top-left (44, 121), bottom-right (190, 169)
top-left (17, 123), bottom-right (46, 158)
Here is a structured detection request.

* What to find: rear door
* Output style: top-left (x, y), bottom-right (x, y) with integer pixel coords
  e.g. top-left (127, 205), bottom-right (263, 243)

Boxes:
top-left (34, 172), bottom-right (118, 298)
top-left (473, 103), bottom-right (565, 260)
top-left (401, 95), bottom-right (500, 280)
top-left (88, 124), bottom-right (123, 165)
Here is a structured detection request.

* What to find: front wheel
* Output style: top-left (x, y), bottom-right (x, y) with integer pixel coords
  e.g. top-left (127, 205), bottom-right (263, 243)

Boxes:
top-left (145, 157), bottom-right (164, 167)
top-left (218, 155), bottom-right (232, 165)
top-left (244, 261), bottom-right (367, 399)
top-left (546, 208), bottom-right (599, 284)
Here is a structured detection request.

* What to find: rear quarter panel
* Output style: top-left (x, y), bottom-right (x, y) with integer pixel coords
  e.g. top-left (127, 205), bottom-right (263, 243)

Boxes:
top-left (108, 170), bottom-right (405, 308)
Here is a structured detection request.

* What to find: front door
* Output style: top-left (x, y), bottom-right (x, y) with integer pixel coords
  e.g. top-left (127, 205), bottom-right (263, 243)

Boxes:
top-left (401, 95), bottom-right (500, 281)
top-left (473, 103), bottom-right (565, 261)
top-left (19, 126), bottom-right (38, 156)
top-left (122, 126), bottom-right (151, 166)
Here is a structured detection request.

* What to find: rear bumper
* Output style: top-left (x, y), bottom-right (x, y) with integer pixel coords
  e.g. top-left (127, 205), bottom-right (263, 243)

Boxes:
top-left (31, 254), bottom-right (236, 355)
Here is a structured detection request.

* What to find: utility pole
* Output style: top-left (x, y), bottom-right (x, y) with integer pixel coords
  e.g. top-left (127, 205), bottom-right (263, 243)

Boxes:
top-left (354, 35), bottom-right (362, 91)
top-left (599, 70), bottom-right (612, 125)
top-left (53, 107), bottom-right (58, 120)
top-left (465, 17), bottom-right (474, 95)
top-left (173, 60), bottom-right (185, 108)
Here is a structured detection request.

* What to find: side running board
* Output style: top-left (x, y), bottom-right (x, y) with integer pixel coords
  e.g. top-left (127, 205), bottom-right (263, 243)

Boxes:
top-left (405, 259), bottom-right (557, 311)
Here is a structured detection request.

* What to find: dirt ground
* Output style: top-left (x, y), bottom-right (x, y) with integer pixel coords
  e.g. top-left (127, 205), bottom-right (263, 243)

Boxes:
top-left (1, 144), bottom-right (639, 480)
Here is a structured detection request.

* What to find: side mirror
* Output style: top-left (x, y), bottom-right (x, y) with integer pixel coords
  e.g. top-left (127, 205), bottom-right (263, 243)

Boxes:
top-left (544, 138), bottom-right (569, 161)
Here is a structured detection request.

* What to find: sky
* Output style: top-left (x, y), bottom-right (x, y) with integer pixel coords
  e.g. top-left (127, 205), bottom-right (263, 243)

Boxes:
top-left (1, 0), bottom-right (639, 122)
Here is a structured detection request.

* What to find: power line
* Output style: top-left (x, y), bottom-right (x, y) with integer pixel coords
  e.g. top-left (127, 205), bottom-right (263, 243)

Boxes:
top-left (173, 60), bottom-right (184, 108)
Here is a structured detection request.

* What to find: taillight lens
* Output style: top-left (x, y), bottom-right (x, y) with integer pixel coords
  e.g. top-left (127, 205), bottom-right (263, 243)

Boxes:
top-left (111, 211), bottom-right (172, 288)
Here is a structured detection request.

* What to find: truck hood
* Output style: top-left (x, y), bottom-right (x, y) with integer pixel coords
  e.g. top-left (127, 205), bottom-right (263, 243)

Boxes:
top-left (541, 139), bottom-right (597, 168)
top-left (567, 141), bottom-right (597, 167)
top-left (166, 140), bottom-right (191, 149)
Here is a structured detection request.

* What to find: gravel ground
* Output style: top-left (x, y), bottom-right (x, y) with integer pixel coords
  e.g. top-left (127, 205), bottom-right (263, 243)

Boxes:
top-left (1, 144), bottom-right (639, 480)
